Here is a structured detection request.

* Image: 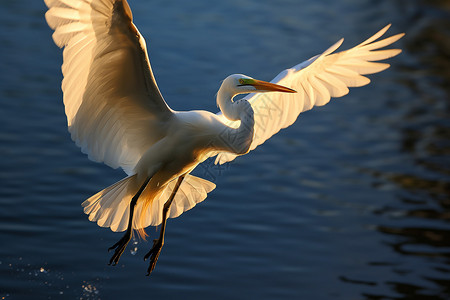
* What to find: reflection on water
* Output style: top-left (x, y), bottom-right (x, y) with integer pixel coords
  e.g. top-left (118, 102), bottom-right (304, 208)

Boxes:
top-left (1, 0), bottom-right (450, 299)
top-left (362, 1), bottom-right (450, 298)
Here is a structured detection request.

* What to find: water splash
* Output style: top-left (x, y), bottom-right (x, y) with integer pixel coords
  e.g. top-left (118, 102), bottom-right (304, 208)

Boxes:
top-left (130, 240), bottom-right (139, 256)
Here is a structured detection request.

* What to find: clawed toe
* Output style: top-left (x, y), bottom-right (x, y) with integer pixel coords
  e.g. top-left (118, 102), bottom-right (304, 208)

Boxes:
top-left (144, 239), bottom-right (163, 276)
top-left (108, 233), bottom-right (164, 275)
top-left (143, 239), bottom-right (158, 261)
top-left (108, 233), bottom-right (131, 266)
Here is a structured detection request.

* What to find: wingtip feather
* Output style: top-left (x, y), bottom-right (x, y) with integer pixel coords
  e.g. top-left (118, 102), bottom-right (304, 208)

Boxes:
top-left (358, 24), bottom-right (392, 47)
top-left (322, 38), bottom-right (344, 57)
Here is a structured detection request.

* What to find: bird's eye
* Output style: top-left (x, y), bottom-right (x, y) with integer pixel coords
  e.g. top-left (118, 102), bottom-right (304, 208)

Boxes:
top-left (239, 79), bottom-right (245, 85)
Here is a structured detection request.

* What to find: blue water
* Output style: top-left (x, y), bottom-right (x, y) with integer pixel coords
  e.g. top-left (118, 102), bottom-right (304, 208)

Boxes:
top-left (1, 0), bottom-right (449, 299)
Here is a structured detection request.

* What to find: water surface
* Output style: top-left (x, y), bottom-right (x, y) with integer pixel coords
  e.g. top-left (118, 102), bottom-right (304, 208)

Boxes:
top-left (1, 0), bottom-right (449, 299)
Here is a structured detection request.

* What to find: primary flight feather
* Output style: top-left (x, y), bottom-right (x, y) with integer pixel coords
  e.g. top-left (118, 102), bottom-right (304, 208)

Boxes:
top-left (44, 0), bottom-right (404, 275)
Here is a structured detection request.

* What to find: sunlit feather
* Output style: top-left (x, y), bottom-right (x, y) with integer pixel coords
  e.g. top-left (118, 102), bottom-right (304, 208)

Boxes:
top-left (45, 0), bottom-right (403, 274)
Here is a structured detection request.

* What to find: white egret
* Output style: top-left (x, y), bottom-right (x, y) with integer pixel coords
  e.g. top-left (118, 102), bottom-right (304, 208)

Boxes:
top-left (44, 0), bottom-right (404, 275)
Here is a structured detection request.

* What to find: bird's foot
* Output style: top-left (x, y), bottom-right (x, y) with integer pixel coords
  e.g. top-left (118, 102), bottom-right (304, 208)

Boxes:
top-left (144, 238), bottom-right (163, 276)
top-left (108, 231), bottom-right (131, 266)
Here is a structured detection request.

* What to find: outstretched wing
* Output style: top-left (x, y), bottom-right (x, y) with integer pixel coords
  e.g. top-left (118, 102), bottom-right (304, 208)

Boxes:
top-left (215, 25), bottom-right (404, 164)
top-left (45, 0), bottom-right (173, 174)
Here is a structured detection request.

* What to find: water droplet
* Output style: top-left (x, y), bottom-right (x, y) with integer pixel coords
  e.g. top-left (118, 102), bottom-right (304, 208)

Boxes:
top-left (130, 240), bottom-right (138, 255)
top-left (82, 284), bottom-right (99, 295)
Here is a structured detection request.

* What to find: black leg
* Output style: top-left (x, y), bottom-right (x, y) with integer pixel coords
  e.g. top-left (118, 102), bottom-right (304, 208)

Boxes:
top-left (108, 176), bottom-right (151, 266)
top-left (144, 175), bottom-right (185, 276)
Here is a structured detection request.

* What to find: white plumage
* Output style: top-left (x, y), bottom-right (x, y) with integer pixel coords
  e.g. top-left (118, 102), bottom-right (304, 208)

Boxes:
top-left (44, 0), bottom-right (403, 273)
top-left (215, 25), bottom-right (404, 165)
top-left (45, 0), bottom-right (171, 175)
top-left (81, 174), bottom-right (215, 231)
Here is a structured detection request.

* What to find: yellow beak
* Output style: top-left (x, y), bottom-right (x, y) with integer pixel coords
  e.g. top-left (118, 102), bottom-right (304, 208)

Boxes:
top-left (250, 80), bottom-right (296, 93)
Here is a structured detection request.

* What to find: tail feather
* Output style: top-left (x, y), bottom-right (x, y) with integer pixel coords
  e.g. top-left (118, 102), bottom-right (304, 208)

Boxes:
top-left (82, 174), bottom-right (216, 232)
top-left (134, 175), bottom-right (216, 229)
top-left (82, 174), bottom-right (136, 231)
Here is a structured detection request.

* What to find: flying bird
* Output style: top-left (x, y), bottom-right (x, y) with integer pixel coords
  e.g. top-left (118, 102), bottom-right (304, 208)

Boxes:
top-left (44, 0), bottom-right (404, 275)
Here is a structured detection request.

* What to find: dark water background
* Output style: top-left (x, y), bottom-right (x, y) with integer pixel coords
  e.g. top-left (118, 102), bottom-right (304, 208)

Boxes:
top-left (1, 0), bottom-right (449, 299)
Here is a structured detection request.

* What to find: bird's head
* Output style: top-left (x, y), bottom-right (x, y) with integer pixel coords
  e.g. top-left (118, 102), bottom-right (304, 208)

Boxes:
top-left (224, 74), bottom-right (296, 95)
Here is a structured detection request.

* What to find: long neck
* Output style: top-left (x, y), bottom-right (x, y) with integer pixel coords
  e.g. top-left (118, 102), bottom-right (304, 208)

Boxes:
top-left (216, 88), bottom-right (255, 155)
